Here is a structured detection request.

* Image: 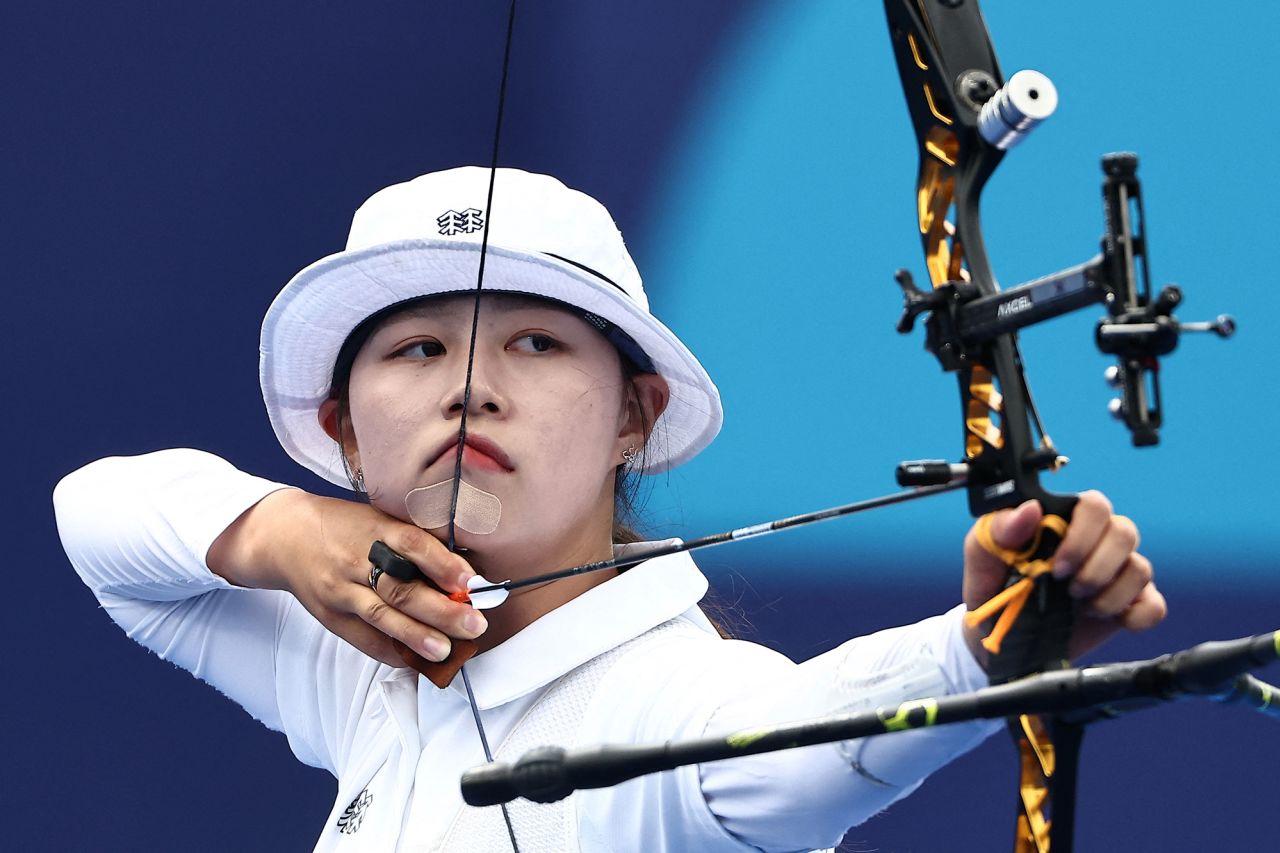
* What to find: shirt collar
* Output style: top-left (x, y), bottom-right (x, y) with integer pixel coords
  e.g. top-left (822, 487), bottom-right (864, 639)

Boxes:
top-left (432, 541), bottom-right (711, 710)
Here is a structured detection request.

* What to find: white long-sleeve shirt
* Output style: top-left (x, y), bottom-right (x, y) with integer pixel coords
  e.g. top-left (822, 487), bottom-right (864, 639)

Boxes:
top-left (54, 449), bottom-right (1000, 852)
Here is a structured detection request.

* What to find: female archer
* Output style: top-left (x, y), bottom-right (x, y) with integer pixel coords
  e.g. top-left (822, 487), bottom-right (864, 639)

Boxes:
top-left (54, 166), bottom-right (1165, 851)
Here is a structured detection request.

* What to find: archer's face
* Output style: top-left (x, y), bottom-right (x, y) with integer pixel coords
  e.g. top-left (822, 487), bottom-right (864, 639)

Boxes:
top-left (339, 293), bottom-right (652, 572)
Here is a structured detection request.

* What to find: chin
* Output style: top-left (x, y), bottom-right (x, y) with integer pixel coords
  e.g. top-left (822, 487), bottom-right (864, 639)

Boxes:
top-left (449, 518), bottom-right (513, 544)
top-left (470, 522), bottom-right (573, 567)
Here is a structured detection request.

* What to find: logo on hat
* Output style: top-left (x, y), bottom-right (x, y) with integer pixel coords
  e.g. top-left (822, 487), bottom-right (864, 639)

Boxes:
top-left (336, 787), bottom-right (372, 835)
top-left (437, 208), bottom-right (485, 236)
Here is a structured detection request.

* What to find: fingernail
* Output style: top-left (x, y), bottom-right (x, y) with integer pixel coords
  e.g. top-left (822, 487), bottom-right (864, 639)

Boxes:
top-left (457, 571), bottom-right (474, 590)
top-left (1052, 559), bottom-right (1072, 578)
top-left (424, 636), bottom-right (451, 662)
top-left (464, 611), bottom-right (488, 636)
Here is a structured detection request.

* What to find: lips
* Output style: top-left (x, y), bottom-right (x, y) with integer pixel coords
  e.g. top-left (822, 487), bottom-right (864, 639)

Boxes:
top-left (430, 433), bottom-right (514, 473)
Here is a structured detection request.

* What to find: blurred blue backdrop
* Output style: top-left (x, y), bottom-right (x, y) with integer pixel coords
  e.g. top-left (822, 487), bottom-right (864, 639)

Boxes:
top-left (640, 1), bottom-right (1278, 578)
top-left (10, 2), bottom-right (1276, 851)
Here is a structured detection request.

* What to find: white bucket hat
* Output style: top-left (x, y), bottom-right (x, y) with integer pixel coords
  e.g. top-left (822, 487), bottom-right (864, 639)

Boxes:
top-left (260, 166), bottom-right (723, 488)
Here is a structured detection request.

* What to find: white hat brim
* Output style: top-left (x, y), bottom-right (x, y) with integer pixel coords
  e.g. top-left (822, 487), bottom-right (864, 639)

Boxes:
top-left (260, 239), bottom-right (722, 487)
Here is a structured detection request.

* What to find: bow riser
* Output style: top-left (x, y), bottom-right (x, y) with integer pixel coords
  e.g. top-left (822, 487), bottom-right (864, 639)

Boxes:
top-left (885, 0), bottom-right (1076, 658)
top-left (886, 2), bottom-right (1065, 508)
top-left (886, 3), bottom-right (1080, 850)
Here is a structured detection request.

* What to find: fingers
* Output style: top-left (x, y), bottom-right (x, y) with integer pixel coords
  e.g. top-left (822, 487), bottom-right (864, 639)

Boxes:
top-left (1051, 491), bottom-right (1127, 580)
top-left (380, 525), bottom-right (474, 594)
top-left (374, 572), bottom-right (488, 642)
top-left (1118, 582), bottom-right (1167, 631)
top-left (1054, 492), bottom-right (1161, 634)
top-left (1068, 570), bottom-right (1167, 659)
top-left (277, 495), bottom-right (492, 669)
top-left (963, 500), bottom-right (1042, 605)
top-left (987, 499), bottom-right (1044, 551)
top-left (1091, 570), bottom-right (1166, 631)
top-left (361, 532), bottom-right (487, 663)
top-left (358, 584), bottom-right (482, 663)
top-left (1048, 490), bottom-right (1166, 658)
top-left (1080, 552), bottom-right (1152, 618)
top-left (962, 489), bottom-right (1166, 664)
top-left (366, 530), bottom-right (488, 649)
top-left (1068, 521), bottom-right (1140, 599)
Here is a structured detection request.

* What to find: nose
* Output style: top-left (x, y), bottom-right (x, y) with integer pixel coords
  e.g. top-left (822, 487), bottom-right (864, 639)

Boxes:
top-left (441, 354), bottom-right (508, 420)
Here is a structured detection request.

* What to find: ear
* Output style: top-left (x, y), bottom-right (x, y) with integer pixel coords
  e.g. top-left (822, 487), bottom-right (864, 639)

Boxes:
top-left (618, 373), bottom-right (670, 455)
top-left (317, 398), bottom-right (361, 474)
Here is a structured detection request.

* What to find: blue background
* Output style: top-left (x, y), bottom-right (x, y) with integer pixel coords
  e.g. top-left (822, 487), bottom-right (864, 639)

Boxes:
top-left (10, 2), bottom-right (1276, 850)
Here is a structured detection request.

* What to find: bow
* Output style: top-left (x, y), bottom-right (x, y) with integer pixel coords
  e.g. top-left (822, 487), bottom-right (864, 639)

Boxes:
top-left (882, 1), bottom-right (1232, 849)
top-left (368, 3), bottom-right (1243, 850)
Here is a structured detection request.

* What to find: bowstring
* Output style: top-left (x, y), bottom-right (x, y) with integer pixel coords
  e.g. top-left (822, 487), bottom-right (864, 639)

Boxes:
top-left (450, 2), bottom-right (520, 851)
top-left (449, 0), bottom-right (517, 553)
top-left (462, 666), bottom-right (521, 848)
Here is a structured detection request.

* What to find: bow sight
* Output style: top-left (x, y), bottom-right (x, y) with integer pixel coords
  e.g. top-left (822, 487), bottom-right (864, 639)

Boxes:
top-left (890, 38), bottom-right (1233, 493)
top-left (894, 151), bottom-right (1234, 461)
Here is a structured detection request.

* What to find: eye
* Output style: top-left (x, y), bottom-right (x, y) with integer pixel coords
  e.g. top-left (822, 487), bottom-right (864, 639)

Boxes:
top-left (509, 333), bottom-right (559, 354)
top-left (396, 339), bottom-right (445, 360)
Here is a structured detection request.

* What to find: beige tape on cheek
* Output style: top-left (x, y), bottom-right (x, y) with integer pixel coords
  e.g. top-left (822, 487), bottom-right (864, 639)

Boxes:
top-left (405, 480), bottom-right (502, 535)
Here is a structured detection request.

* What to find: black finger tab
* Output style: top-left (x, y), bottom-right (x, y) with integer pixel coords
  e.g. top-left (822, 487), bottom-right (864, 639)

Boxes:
top-left (369, 540), bottom-right (425, 582)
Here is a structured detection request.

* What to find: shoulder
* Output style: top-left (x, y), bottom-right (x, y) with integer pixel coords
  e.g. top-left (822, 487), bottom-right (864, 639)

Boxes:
top-left (626, 609), bottom-right (793, 671)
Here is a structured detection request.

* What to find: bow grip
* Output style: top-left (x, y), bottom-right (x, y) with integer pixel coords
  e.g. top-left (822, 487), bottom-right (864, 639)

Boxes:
top-left (970, 494), bottom-right (1078, 685)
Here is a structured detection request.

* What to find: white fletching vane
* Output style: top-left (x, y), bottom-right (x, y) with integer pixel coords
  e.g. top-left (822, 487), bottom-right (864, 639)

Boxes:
top-left (467, 575), bottom-right (508, 610)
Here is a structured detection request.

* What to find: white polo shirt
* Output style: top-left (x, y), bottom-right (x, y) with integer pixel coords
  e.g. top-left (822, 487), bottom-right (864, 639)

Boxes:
top-left (55, 449), bottom-right (999, 852)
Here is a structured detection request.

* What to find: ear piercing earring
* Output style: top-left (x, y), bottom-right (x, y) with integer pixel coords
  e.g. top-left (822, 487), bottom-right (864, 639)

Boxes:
top-left (621, 447), bottom-right (638, 465)
top-left (354, 468), bottom-right (366, 492)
